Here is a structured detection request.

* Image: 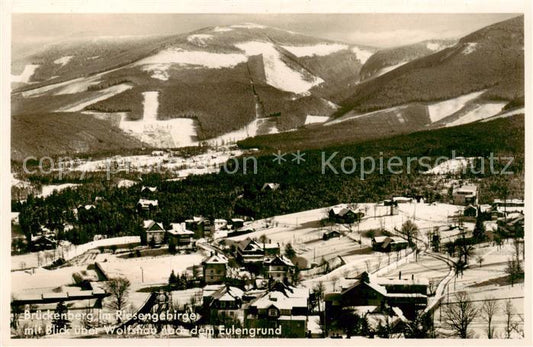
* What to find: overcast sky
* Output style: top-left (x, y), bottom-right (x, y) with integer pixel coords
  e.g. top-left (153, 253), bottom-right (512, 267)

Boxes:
top-left (13, 13), bottom-right (518, 49)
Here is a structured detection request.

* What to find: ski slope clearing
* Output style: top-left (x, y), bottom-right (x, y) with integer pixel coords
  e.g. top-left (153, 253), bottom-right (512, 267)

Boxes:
top-left (305, 115), bottom-right (330, 125)
top-left (59, 84), bottom-right (133, 112)
top-left (118, 91), bottom-right (199, 147)
top-left (351, 46), bottom-right (374, 64)
top-left (136, 48), bottom-right (248, 69)
top-left (427, 90), bottom-right (485, 123)
top-left (446, 102), bottom-right (506, 127)
top-left (281, 43), bottom-right (348, 57)
top-left (53, 56), bottom-right (74, 67)
top-left (12, 64), bottom-right (40, 83)
top-left (236, 41), bottom-right (324, 94)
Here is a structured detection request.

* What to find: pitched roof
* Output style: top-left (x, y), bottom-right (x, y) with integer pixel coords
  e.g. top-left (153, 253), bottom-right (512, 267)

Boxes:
top-left (203, 253), bottom-right (228, 265)
top-left (264, 255), bottom-right (295, 267)
top-left (143, 220), bottom-right (164, 231)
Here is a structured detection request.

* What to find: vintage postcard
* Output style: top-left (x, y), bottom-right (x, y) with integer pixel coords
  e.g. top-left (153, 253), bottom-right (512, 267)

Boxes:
top-left (1, 0), bottom-right (531, 345)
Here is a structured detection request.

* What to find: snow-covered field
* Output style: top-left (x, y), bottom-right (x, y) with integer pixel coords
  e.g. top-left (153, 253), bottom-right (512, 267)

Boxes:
top-left (38, 183), bottom-right (80, 198)
top-left (427, 90), bottom-right (485, 123)
top-left (98, 252), bottom-right (204, 285)
top-left (445, 102), bottom-right (506, 127)
top-left (281, 43), bottom-right (348, 57)
top-left (236, 41), bottom-right (324, 94)
top-left (12, 64), bottom-right (40, 83)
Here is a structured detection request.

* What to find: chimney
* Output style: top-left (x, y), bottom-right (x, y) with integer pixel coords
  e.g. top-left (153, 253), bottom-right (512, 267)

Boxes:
top-left (399, 271), bottom-right (402, 280)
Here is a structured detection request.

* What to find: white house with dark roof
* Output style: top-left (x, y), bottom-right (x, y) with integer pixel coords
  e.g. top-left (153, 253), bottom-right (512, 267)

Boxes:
top-left (143, 220), bottom-right (166, 245)
top-left (168, 222), bottom-right (195, 249)
top-left (245, 283), bottom-right (310, 337)
top-left (263, 255), bottom-right (295, 281)
top-left (202, 253), bottom-right (228, 284)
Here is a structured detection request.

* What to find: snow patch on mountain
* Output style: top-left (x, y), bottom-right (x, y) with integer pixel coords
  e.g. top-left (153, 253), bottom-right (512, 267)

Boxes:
top-left (236, 41), bottom-right (324, 94)
top-left (213, 26), bottom-right (233, 32)
top-left (136, 48), bottom-right (248, 70)
top-left (374, 61), bottom-right (409, 78)
top-left (54, 56), bottom-right (74, 67)
top-left (462, 42), bottom-right (478, 55)
top-left (445, 102), bottom-right (506, 127)
top-left (351, 46), bottom-right (374, 64)
top-left (187, 34), bottom-right (213, 47)
top-left (305, 115), bottom-right (330, 125)
top-left (12, 64), bottom-right (40, 83)
top-left (231, 23), bottom-right (266, 29)
top-left (281, 43), bottom-right (348, 57)
top-left (427, 90), bottom-right (485, 123)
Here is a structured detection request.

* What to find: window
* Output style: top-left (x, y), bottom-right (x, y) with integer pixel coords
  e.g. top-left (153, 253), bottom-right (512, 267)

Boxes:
top-left (268, 308), bottom-right (279, 317)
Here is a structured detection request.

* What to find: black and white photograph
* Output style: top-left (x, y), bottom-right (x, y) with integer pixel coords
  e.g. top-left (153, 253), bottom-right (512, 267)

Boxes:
top-left (2, 0), bottom-right (530, 344)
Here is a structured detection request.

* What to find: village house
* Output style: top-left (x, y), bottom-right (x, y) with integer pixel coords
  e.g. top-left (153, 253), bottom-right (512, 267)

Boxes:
top-left (168, 222), bottom-right (195, 250)
top-left (202, 252), bottom-right (228, 284)
top-left (323, 229), bottom-right (342, 240)
top-left (202, 285), bottom-right (244, 323)
top-left (245, 282), bottom-right (310, 338)
top-left (137, 198), bottom-right (158, 211)
top-left (236, 238), bottom-right (280, 263)
top-left (325, 272), bottom-right (428, 321)
top-left (143, 220), bottom-right (166, 245)
top-left (329, 205), bottom-right (364, 224)
top-left (30, 235), bottom-right (57, 252)
top-left (263, 255), bottom-right (295, 282)
top-left (452, 185), bottom-right (478, 205)
top-left (371, 236), bottom-right (409, 252)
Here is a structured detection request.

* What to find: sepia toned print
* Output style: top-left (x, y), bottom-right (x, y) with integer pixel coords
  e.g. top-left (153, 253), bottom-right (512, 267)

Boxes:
top-left (6, 6), bottom-right (527, 343)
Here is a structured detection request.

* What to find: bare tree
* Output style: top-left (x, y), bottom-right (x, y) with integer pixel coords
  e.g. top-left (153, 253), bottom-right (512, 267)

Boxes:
top-left (504, 299), bottom-right (517, 339)
top-left (103, 277), bottom-right (131, 322)
top-left (480, 296), bottom-right (499, 339)
top-left (443, 291), bottom-right (477, 338)
top-left (400, 220), bottom-right (419, 246)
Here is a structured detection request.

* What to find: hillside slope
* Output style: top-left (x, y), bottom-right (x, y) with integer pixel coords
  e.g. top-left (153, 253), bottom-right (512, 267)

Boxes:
top-left (338, 16), bottom-right (524, 114)
top-left (12, 24), bottom-right (376, 151)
